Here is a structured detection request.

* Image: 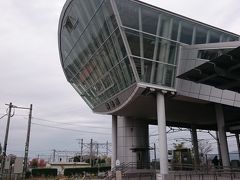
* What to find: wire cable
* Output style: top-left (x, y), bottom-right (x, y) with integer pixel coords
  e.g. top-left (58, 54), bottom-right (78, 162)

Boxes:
top-left (32, 117), bottom-right (110, 129)
top-left (31, 122), bottom-right (111, 135)
top-left (0, 114), bottom-right (7, 119)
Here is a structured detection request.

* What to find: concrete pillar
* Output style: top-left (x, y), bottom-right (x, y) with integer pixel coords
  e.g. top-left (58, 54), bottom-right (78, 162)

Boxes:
top-left (191, 126), bottom-right (200, 166)
top-left (216, 131), bottom-right (222, 161)
top-left (111, 115), bottom-right (117, 169)
top-left (157, 93), bottom-right (168, 175)
top-left (215, 104), bottom-right (230, 167)
top-left (117, 117), bottom-right (149, 165)
top-left (235, 133), bottom-right (240, 160)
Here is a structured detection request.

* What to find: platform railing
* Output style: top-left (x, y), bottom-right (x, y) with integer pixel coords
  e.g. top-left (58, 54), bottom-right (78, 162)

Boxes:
top-left (105, 162), bottom-right (240, 180)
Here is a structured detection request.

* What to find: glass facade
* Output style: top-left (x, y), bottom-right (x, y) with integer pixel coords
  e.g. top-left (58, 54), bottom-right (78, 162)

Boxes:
top-left (59, 0), bottom-right (135, 108)
top-left (59, 0), bottom-right (240, 109)
top-left (115, 0), bottom-right (239, 88)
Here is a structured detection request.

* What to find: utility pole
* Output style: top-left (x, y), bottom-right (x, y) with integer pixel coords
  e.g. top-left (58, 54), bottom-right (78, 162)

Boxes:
top-left (96, 144), bottom-right (99, 157)
top-left (1, 102), bottom-right (13, 175)
top-left (106, 141), bottom-right (108, 156)
top-left (76, 138), bottom-right (84, 161)
top-left (23, 104), bottom-right (33, 179)
top-left (90, 139), bottom-right (93, 167)
top-left (154, 143), bottom-right (156, 169)
top-left (53, 149), bottom-right (56, 162)
top-left (80, 139), bottom-right (83, 162)
top-left (96, 143), bottom-right (99, 166)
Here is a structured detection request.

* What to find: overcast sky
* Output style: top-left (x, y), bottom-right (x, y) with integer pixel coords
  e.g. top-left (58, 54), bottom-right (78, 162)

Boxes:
top-left (0, 0), bottom-right (240, 159)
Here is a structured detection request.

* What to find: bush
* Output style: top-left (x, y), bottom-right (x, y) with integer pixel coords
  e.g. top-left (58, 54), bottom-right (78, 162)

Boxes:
top-left (64, 166), bottom-right (111, 177)
top-left (31, 168), bottom-right (57, 177)
top-left (25, 170), bottom-right (31, 178)
top-left (99, 166), bottom-right (111, 172)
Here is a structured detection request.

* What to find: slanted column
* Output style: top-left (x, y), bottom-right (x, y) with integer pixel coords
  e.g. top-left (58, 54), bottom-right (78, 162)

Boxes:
top-left (215, 104), bottom-right (230, 167)
top-left (157, 93), bottom-right (168, 176)
top-left (191, 126), bottom-right (200, 166)
top-left (111, 115), bottom-right (117, 169)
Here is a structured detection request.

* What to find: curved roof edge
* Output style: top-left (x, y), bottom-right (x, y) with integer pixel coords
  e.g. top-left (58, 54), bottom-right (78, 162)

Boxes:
top-left (58, 0), bottom-right (74, 82)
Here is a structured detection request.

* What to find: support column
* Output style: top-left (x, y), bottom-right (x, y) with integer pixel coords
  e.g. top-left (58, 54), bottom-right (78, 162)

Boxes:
top-left (216, 131), bottom-right (222, 161)
top-left (191, 126), bottom-right (200, 166)
top-left (157, 93), bottom-right (168, 176)
top-left (215, 104), bottom-right (230, 167)
top-left (235, 133), bottom-right (240, 160)
top-left (117, 117), bottom-right (149, 166)
top-left (111, 115), bottom-right (117, 169)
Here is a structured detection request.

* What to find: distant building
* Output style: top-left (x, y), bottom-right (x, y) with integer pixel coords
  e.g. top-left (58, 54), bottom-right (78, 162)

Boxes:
top-left (47, 162), bottom-right (90, 175)
top-left (58, 0), bottom-right (240, 177)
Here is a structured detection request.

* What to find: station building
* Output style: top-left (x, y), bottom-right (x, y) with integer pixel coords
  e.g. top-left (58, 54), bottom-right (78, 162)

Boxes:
top-left (58, 0), bottom-right (240, 178)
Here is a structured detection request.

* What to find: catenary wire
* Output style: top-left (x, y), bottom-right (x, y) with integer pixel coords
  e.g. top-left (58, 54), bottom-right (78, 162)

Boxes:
top-left (32, 117), bottom-right (110, 129)
top-left (31, 122), bottom-right (111, 135)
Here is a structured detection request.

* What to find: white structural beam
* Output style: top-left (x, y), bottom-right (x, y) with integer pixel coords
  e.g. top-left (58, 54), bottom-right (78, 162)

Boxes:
top-left (215, 104), bottom-right (230, 167)
top-left (111, 115), bottom-right (117, 169)
top-left (157, 93), bottom-right (168, 176)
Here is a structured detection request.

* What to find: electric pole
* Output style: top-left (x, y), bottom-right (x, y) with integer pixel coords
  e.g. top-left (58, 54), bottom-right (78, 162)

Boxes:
top-left (1, 102), bottom-right (13, 175)
top-left (23, 104), bottom-right (33, 179)
top-left (90, 139), bottom-right (93, 167)
top-left (96, 143), bottom-right (99, 156)
top-left (154, 143), bottom-right (156, 169)
top-left (53, 149), bottom-right (56, 162)
top-left (80, 139), bottom-right (83, 162)
top-left (106, 141), bottom-right (108, 156)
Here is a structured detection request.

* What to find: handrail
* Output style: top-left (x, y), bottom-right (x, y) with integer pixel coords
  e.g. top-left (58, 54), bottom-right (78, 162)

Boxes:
top-left (104, 162), bottom-right (155, 179)
top-left (105, 161), bottom-right (240, 179)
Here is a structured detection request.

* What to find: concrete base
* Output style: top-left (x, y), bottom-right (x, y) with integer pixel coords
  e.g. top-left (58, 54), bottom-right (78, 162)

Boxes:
top-left (117, 116), bottom-right (149, 165)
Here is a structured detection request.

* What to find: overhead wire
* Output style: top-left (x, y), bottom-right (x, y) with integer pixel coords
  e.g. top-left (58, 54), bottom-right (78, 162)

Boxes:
top-left (31, 122), bottom-right (111, 135)
top-left (32, 117), bottom-right (110, 129)
top-left (0, 114), bottom-right (7, 119)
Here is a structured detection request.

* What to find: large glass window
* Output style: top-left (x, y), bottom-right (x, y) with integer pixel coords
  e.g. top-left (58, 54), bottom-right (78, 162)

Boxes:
top-left (111, 29), bottom-right (127, 60)
top-left (102, 1), bottom-right (118, 33)
top-left (133, 57), bottom-right (176, 87)
top-left (143, 33), bottom-right (155, 59)
top-left (195, 27), bottom-right (207, 44)
top-left (125, 29), bottom-right (140, 56)
top-left (141, 7), bottom-right (159, 35)
top-left (116, 0), bottom-right (139, 29)
top-left (209, 32), bottom-right (220, 43)
top-left (180, 22), bottom-right (193, 44)
top-left (159, 16), bottom-right (172, 38)
top-left (171, 20), bottom-right (179, 41)
top-left (228, 36), bottom-right (239, 41)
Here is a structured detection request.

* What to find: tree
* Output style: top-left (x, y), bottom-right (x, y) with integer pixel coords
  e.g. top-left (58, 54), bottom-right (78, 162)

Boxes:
top-left (198, 140), bottom-right (213, 156)
top-left (38, 159), bottom-right (46, 168)
top-left (30, 158), bottom-right (38, 168)
top-left (73, 155), bottom-right (81, 162)
top-left (198, 140), bottom-right (213, 164)
top-left (29, 158), bottom-right (46, 168)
